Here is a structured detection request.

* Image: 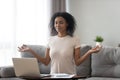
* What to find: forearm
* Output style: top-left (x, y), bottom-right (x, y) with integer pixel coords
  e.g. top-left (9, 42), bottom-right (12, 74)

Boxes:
top-left (29, 49), bottom-right (49, 65)
top-left (76, 46), bottom-right (101, 66)
top-left (77, 51), bottom-right (91, 66)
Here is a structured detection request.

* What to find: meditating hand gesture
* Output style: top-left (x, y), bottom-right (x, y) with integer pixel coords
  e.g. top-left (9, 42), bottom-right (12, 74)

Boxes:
top-left (18, 44), bottom-right (31, 52)
top-left (88, 46), bottom-right (102, 54)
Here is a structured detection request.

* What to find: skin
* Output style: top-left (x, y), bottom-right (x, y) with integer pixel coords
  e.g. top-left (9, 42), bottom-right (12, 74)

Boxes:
top-left (18, 16), bottom-right (102, 66)
top-left (54, 17), bottom-right (68, 37)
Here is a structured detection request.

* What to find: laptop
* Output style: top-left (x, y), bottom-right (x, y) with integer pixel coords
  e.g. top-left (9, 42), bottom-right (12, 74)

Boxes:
top-left (12, 58), bottom-right (50, 79)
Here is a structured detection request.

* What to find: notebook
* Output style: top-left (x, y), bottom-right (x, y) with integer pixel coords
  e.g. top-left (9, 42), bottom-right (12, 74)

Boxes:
top-left (12, 58), bottom-right (50, 79)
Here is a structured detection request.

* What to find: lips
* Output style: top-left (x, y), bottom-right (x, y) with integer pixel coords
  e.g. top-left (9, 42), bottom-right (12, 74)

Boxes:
top-left (56, 28), bottom-right (62, 31)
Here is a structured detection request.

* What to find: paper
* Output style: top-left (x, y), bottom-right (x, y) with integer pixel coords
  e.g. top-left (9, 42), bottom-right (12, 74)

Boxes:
top-left (51, 73), bottom-right (75, 78)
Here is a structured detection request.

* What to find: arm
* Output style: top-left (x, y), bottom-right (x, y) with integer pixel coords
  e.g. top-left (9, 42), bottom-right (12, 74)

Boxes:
top-left (29, 48), bottom-right (51, 65)
top-left (74, 46), bottom-right (101, 66)
top-left (18, 45), bottom-right (51, 65)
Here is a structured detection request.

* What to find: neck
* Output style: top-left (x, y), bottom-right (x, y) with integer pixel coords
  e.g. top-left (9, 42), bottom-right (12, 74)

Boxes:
top-left (58, 33), bottom-right (67, 37)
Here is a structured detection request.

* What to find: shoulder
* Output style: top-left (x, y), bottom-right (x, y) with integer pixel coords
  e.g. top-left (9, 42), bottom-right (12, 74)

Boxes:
top-left (48, 35), bottom-right (57, 42)
top-left (72, 35), bottom-right (80, 40)
top-left (46, 36), bottom-right (57, 48)
top-left (66, 35), bottom-right (80, 44)
top-left (72, 35), bottom-right (80, 45)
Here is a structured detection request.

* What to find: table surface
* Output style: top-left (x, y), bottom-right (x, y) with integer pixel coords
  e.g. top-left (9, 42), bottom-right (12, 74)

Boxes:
top-left (20, 75), bottom-right (86, 80)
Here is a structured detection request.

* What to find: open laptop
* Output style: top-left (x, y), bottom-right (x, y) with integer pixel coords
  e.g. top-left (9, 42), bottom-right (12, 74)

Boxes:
top-left (12, 58), bottom-right (50, 79)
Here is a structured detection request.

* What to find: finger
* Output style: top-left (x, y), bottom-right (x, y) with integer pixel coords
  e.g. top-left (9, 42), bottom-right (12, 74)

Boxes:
top-left (18, 46), bottom-right (25, 51)
top-left (18, 47), bottom-right (23, 50)
top-left (95, 45), bottom-right (102, 49)
top-left (21, 45), bottom-right (27, 49)
top-left (18, 47), bottom-right (21, 49)
top-left (18, 48), bottom-right (22, 52)
top-left (95, 45), bottom-right (100, 49)
top-left (23, 44), bottom-right (27, 47)
top-left (97, 46), bottom-right (102, 50)
top-left (92, 47), bottom-right (97, 50)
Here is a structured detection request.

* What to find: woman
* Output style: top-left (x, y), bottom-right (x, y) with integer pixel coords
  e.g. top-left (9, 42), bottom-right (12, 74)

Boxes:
top-left (18, 12), bottom-right (101, 74)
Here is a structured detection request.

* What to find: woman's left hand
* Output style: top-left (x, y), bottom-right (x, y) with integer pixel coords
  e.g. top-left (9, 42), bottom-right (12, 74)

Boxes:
top-left (88, 46), bottom-right (102, 54)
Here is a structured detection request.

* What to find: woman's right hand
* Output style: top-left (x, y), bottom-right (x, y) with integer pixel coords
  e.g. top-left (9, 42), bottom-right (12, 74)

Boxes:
top-left (18, 44), bottom-right (31, 52)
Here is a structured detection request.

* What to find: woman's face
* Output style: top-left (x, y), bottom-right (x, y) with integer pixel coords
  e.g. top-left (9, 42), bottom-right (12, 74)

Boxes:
top-left (54, 16), bottom-right (68, 34)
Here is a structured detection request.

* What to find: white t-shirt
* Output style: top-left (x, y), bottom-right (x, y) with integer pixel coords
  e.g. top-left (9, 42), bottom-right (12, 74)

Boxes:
top-left (47, 35), bottom-right (80, 74)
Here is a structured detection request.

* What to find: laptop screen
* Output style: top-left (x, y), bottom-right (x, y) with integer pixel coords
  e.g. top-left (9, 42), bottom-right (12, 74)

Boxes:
top-left (12, 58), bottom-right (41, 77)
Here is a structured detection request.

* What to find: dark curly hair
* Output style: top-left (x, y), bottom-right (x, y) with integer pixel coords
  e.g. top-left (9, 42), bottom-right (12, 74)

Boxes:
top-left (49, 12), bottom-right (76, 37)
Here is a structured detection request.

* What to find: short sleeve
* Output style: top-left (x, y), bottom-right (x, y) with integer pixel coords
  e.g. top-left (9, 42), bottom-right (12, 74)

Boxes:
top-left (74, 36), bottom-right (80, 49)
top-left (46, 37), bottom-right (51, 49)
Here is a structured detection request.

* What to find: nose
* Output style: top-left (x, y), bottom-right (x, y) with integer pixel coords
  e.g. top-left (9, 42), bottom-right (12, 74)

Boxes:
top-left (56, 23), bottom-right (60, 27)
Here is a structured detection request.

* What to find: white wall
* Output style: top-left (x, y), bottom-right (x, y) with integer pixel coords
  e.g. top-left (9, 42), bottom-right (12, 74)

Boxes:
top-left (66, 0), bottom-right (120, 47)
